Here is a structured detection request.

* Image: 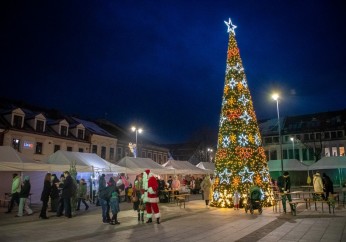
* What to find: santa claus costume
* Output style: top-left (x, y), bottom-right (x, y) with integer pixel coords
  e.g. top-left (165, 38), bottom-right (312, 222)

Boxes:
top-left (142, 169), bottom-right (160, 224)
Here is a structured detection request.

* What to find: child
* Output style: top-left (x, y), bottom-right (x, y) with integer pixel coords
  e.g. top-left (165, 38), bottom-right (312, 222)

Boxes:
top-left (233, 191), bottom-right (240, 210)
top-left (109, 191), bottom-right (120, 225)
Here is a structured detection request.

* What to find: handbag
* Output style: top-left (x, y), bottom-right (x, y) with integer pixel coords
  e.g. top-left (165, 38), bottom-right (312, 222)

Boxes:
top-left (131, 193), bottom-right (138, 203)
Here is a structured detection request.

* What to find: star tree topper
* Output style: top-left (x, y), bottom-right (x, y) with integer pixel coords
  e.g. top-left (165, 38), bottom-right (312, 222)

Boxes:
top-left (224, 18), bottom-right (237, 35)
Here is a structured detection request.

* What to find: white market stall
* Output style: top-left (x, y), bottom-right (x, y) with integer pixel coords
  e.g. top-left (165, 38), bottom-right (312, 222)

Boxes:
top-left (116, 156), bottom-right (172, 175)
top-left (162, 159), bottom-right (207, 175)
top-left (196, 162), bottom-right (215, 174)
top-left (267, 159), bottom-right (309, 172)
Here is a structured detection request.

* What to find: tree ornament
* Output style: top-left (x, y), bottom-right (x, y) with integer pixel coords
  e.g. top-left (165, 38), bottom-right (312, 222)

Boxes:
top-left (239, 167), bottom-right (255, 183)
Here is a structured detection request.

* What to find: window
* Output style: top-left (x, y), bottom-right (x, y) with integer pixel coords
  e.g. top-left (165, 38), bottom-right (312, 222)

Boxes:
top-left (67, 146), bottom-right (72, 152)
top-left (78, 148), bottom-right (84, 153)
top-left (340, 147), bottom-right (345, 156)
top-left (92, 145), bottom-right (97, 154)
top-left (158, 154), bottom-right (162, 164)
top-left (293, 149), bottom-right (299, 160)
top-left (264, 137), bottom-right (272, 144)
top-left (35, 142), bottom-right (43, 154)
top-left (283, 149), bottom-right (288, 159)
top-left (109, 148), bottom-right (114, 160)
top-left (316, 133), bottom-right (321, 140)
top-left (337, 131), bottom-right (343, 138)
top-left (153, 154), bottom-right (157, 162)
top-left (284, 136), bottom-right (289, 142)
top-left (101, 146), bottom-right (106, 159)
top-left (324, 132), bottom-right (330, 139)
top-left (117, 147), bottom-right (123, 159)
top-left (302, 148), bottom-right (308, 161)
top-left (304, 134), bottom-right (309, 141)
top-left (272, 136), bottom-right (279, 143)
top-left (309, 133), bottom-right (315, 140)
top-left (324, 147), bottom-right (330, 157)
top-left (269, 150), bottom-right (277, 160)
top-left (13, 115), bottom-right (23, 128)
top-left (331, 132), bottom-right (337, 139)
top-left (147, 152), bottom-right (152, 159)
top-left (308, 148), bottom-right (314, 160)
top-left (77, 129), bottom-right (84, 139)
top-left (142, 151), bottom-right (146, 157)
top-left (61, 126), bottom-right (68, 136)
top-left (295, 134), bottom-right (301, 140)
top-left (12, 138), bottom-right (20, 151)
top-left (54, 145), bottom-right (60, 152)
top-left (332, 147), bottom-right (337, 156)
top-left (36, 120), bottom-right (44, 132)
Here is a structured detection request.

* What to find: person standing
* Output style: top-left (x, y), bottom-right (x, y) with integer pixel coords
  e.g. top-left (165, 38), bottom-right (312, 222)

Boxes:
top-left (5, 173), bottom-right (21, 213)
top-left (109, 188), bottom-right (120, 225)
top-left (313, 172), bottom-right (324, 200)
top-left (98, 174), bottom-right (108, 224)
top-left (16, 176), bottom-right (33, 217)
top-left (171, 175), bottom-right (181, 192)
top-left (143, 169), bottom-right (160, 224)
top-left (39, 173), bottom-right (52, 219)
top-left (322, 173), bottom-right (334, 199)
top-left (167, 176), bottom-right (173, 189)
top-left (57, 171), bottom-right (73, 218)
top-left (77, 178), bottom-right (89, 211)
top-left (279, 171), bottom-right (295, 213)
top-left (50, 174), bottom-right (60, 212)
top-left (201, 175), bottom-right (213, 207)
top-left (133, 174), bottom-right (144, 222)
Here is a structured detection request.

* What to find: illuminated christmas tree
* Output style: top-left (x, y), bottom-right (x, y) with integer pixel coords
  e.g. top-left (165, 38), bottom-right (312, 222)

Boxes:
top-left (211, 18), bottom-right (272, 208)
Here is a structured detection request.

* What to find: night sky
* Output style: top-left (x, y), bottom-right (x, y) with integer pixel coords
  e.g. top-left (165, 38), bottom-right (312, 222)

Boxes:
top-left (1, 1), bottom-right (346, 144)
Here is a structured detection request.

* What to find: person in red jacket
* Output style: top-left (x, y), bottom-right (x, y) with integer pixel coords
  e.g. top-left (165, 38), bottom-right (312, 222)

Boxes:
top-left (142, 169), bottom-right (160, 224)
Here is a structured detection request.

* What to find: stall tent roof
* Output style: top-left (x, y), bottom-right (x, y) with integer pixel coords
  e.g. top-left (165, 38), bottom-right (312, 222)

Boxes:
top-left (116, 156), bottom-right (172, 174)
top-left (196, 162), bottom-right (215, 173)
top-left (47, 150), bottom-right (128, 173)
top-left (0, 146), bottom-right (49, 171)
top-left (162, 159), bottom-right (206, 174)
top-left (309, 156), bottom-right (346, 170)
top-left (268, 159), bottom-right (309, 172)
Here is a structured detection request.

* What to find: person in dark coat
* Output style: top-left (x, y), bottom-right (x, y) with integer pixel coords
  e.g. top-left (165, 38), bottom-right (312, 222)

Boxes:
top-left (16, 176), bottom-right (33, 217)
top-left (279, 171), bottom-right (295, 214)
top-left (322, 173), bottom-right (334, 199)
top-left (39, 173), bottom-right (52, 219)
top-left (57, 171), bottom-right (73, 218)
top-left (50, 174), bottom-right (60, 212)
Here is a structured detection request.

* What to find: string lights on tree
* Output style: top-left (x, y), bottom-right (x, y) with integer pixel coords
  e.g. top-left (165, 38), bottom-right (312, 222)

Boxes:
top-left (212, 18), bottom-right (272, 208)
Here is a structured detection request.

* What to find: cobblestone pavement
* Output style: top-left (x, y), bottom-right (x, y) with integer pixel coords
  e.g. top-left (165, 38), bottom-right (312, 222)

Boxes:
top-left (0, 196), bottom-right (345, 242)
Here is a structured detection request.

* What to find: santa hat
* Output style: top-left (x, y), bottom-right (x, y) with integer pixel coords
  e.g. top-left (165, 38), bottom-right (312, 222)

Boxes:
top-left (145, 169), bottom-right (150, 175)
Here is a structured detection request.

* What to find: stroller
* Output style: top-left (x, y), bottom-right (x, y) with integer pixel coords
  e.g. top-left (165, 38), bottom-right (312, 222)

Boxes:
top-left (244, 186), bottom-right (263, 214)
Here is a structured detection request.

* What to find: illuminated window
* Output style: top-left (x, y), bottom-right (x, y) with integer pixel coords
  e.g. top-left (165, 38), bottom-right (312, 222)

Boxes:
top-left (324, 147), bottom-right (330, 157)
top-left (12, 138), bottom-right (20, 151)
top-left (332, 147), bottom-right (337, 156)
top-left (340, 147), bottom-right (345, 156)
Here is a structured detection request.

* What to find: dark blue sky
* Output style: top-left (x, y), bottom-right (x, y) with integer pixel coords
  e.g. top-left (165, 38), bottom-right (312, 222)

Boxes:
top-left (1, 1), bottom-right (346, 144)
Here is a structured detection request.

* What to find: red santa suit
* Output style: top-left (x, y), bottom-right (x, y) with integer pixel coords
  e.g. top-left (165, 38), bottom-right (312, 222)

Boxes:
top-left (142, 169), bottom-right (160, 224)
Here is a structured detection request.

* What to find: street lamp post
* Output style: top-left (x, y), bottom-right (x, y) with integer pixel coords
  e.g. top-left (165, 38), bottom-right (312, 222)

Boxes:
top-left (272, 93), bottom-right (283, 174)
top-left (207, 148), bottom-right (213, 162)
top-left (290, 137), bottom-right (295, 160)
top-left (131, 126), bottom-right (142, 157)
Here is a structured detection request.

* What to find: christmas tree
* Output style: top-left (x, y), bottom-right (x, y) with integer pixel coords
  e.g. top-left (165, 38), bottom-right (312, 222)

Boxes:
top-left (211, 18), bottom-right (272, 208)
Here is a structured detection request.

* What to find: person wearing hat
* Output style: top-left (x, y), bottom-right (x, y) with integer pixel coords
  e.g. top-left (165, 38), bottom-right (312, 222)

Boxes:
top-left (313, 172), bottom-right (324, 198)
top-left (280, 171), bottom-right (295, 214)
top-left (142, 169), bottom-right (160, 224)
top-left (16, 176), bottom-right (33, 217)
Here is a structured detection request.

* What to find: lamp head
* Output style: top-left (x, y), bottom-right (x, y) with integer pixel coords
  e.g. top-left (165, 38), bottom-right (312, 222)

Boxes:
top-left (138, 128), bottom-right (143, 133)
top-left (131, 126), bottom-right (136, 132)
top-left (290, 137), bottom-right (294, 141)
top-left (271, 93), bottom-right (279, 101)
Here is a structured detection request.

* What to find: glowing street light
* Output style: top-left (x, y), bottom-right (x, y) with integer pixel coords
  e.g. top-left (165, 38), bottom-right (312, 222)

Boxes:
top-left (272, 93), bottom-right (283, 173)
top-left (131, 126), bottom-right (142, 157)
top-left (290, 137), bottom-right (295, 159)
top-left (207, 148), bottom-right (213, 162)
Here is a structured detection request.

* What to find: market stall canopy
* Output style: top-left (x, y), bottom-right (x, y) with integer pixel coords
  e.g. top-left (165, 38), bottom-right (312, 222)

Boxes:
top-left (116, 156), bottom-right (172, 174)
top-left (47, 151), bottom-right (128, 173)
top-left (309, 156), bottom-right (346, 170)
top-left (162, 159), bottom-right (207, 174)
top-left (196, 162), bottom-right (215, 174)
top-left (0, 146), bottom-right (49, 171)
top-left (268, 159), bottom-right (309, 172)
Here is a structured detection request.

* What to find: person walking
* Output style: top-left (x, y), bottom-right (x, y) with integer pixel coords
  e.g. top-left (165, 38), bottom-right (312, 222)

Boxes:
top-left (322, 173), bottom-right (334, 199)
top-left (143, 169), bottom-right (160, 224)
top-left (5, 173), bottom-right (21, 214)
top-left (39, 173), bottom-right (52, 219)
top-left (76, 178), bottom-right (89, 211)
top-left (16, 176), bottom-right (33, 217)
top-left (201, 175), bottom-right (213, 207)
top-left (109, 188), bottom-right (121, 225)
top-left (98, 174), bottom-right (109, 224)
top-left (49, 174), bottom-right (60, 212)
top-left (57, 171), bottom-right (73, 218)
